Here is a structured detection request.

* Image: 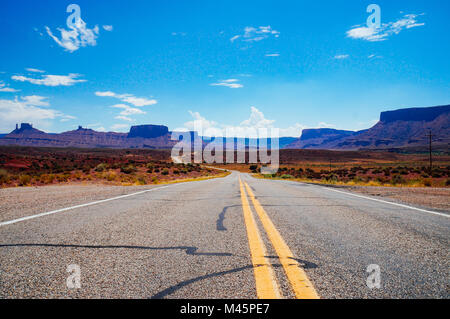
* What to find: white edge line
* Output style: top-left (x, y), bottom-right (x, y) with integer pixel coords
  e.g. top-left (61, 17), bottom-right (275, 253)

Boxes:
top-left (0, 186), bottom-right (169, 227)
top-left (321, 186), bottom-right (449, 218)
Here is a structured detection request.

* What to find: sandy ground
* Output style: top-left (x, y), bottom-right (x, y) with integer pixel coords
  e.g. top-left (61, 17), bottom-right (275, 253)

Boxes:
top-left (341, 186), bottom-right (450, 212)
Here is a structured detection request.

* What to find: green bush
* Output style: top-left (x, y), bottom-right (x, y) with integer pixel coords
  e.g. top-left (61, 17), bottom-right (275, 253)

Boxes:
top-left (120, 165), bottom-right (136, 174)
top-left (19, 174), bottom-right (32, 186)
top-left (94, 163), bottom-right (108, 172)
top-left (161, 168), bottom-right (169, 175)
top-left (391, 175), bottom-right (406, 185)
top-left (281, 174), bottom-right (293, 179)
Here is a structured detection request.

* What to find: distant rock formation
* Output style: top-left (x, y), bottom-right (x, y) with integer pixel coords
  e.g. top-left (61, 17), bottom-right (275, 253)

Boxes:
top-left (128, 125), bottom-right (169, 139)
top-left (1, 105), bottom-right (448, 150)
top-left (0, 123), bottom-right (176, 149)
top-left (287, 128), bottom-right (357, 149)
top-left (380, 105), bottom-right (449, 123)
top-left (10, 123), bottom-right (45, 135)
top-left (286, 105), bottom-right (450, 150)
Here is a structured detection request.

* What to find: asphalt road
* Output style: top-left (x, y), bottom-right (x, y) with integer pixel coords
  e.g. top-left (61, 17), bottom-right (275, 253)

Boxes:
top-left (0, 172), bottom-right (448, 298)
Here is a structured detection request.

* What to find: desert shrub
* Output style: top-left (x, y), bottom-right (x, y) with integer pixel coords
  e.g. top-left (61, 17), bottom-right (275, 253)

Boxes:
top-left (281, 174), bottom-right (293, 179)
top-left (0, 169), bottom-right (9, 183)
top-left (161, 168), bottom-right (169, 175)
top-left (391, 175), bottom-right (406, 185)
top-left (146, 163), bottom-right (154, 169)
top-left (73, 172), bottom-right (82, 180)
top-left (423, 179), bottom-right (432, 187)
top-left (137, 175), bottom-right (147, 185)
top-left (154, 168), bottom-right (160, 173)
top-left (249, 164), bottom-right (258, 171)
top-left (173, 169), bottom-right (180, 175)
top-left (106, 172), bottom-right (117, 181)
top-left (326, 174), bottom-right (338, 182)
top-left (445, 179), bottom-right (450, 187)
top-left (94, 163), bottom-right (108, 172)
top-left (151, 176), bottom-right (158, 184)
top-left (120, 165), bottom-right (136, 174)
top-left (19, 174), bottom-right (32, 186)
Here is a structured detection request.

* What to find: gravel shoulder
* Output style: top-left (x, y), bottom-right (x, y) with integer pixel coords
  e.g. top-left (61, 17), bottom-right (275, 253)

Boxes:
top-left (339, 186), bottom-right (450, 213)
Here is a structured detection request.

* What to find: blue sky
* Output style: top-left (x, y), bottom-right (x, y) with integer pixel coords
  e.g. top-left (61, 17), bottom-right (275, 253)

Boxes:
top-left (0, 0), bottom-right (449, 136)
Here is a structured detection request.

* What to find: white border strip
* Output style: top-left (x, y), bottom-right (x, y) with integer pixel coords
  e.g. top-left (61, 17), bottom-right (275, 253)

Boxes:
top-left (0, 186), bottom-right (169, 227)
top-left (322, 187), bottom-right (449, 218)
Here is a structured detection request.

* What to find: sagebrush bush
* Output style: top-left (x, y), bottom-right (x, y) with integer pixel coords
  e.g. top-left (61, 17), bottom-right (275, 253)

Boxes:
top-left (19, 174), bottom-right (32, 186)
top-left (94, 163), bottom-right (108, 172)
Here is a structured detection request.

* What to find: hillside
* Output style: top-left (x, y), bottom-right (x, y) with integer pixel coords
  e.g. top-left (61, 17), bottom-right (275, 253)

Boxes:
top-left (286, 105), bottom-right (449, 150)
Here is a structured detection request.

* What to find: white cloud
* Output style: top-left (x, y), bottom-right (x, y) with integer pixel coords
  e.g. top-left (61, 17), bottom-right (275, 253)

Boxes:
top-left (110, 103), bottom-right (146, 119)
top-left (0, 95), bottom-right (72, 131)
top-left (60, 115), bottom-right (77, 122)
top-left (0, 81), bottom-right (20, 92)
top-left (46, 18), bottom-right (100, 52)
top-left (26, 68), bottom-right (45, 73)
top-left (230, 35), bottom-right (240, 42)
top-left (317, 122), bottom-right (336, 128)
top-left (334, 54), bottom-right (349, 59)
top-left (210, 79), bottom-right (244, 89)
top-left (181, 107), bottom-right (304, 138)
top-left (111, 124), bottom-right (129, 131)
top-left (102, 25), bottom-right (113, 32)
top-left (231, 26), bottom-right (280, 43)
top-left (240, 106), bottom-right (275, 128)
top-left (184, 111), bottom-right (218, 131)
top-left (95, 91), bottom-right (157, 107)
top-left (12, 73), bottom-right (86, 86)
top-left (346, 13), bottom-right (425, 42)
top-left (114, 115), bottom-right (133, 122)
top-left (265, 53), bottom-right (280, 57)
top-left (20, 95), bottom-right (50, 107)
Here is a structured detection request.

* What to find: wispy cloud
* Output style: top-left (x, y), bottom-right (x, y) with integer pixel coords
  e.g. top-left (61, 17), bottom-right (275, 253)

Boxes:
top-left (111, 123), bottom-right (129, 131)
top-left (0, 81), bottom-right (20, 92)
top-left (12, 73), bottom-right (86, 86)
top-left (346, 13), bottom-right (425, 42)
top-left (210, 79), bottom-right (243, 89)
top-left (265, 53), bottom-right (280, 57)
top-left (110, 104), bottom-right (146, 116)
top-left (102, 25), bottom-right (113, 32)
top-left (231, 26), bottom-right (280, 43)
top-left (26, 68), bottom-right (45, 73)
top-left (334, 54), bottom-right (349, 59)
top-left (0, 95), bottom-right (73, 131)
top-left (46, 16), bottom-right (105, 52)
top-left (95, 91), bottom-right (157, 107)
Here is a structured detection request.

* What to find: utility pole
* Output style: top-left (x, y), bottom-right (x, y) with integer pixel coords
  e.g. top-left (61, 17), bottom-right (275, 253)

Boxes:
top-left (426, 130), bottom-right (434, 174)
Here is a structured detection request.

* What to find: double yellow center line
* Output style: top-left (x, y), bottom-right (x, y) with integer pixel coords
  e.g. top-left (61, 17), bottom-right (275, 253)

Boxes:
top-left (239, 177), bottom-right (319, 299)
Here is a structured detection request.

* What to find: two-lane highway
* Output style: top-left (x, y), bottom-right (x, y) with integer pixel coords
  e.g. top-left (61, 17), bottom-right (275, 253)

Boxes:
top-left (0, 172), bottom-right (448, 298)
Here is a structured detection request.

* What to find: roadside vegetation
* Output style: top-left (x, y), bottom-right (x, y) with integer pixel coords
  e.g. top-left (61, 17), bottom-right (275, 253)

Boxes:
top-left (255, 164), bottom-right (450, 187)
top-left (0, 146), bottom-right (224, 188)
